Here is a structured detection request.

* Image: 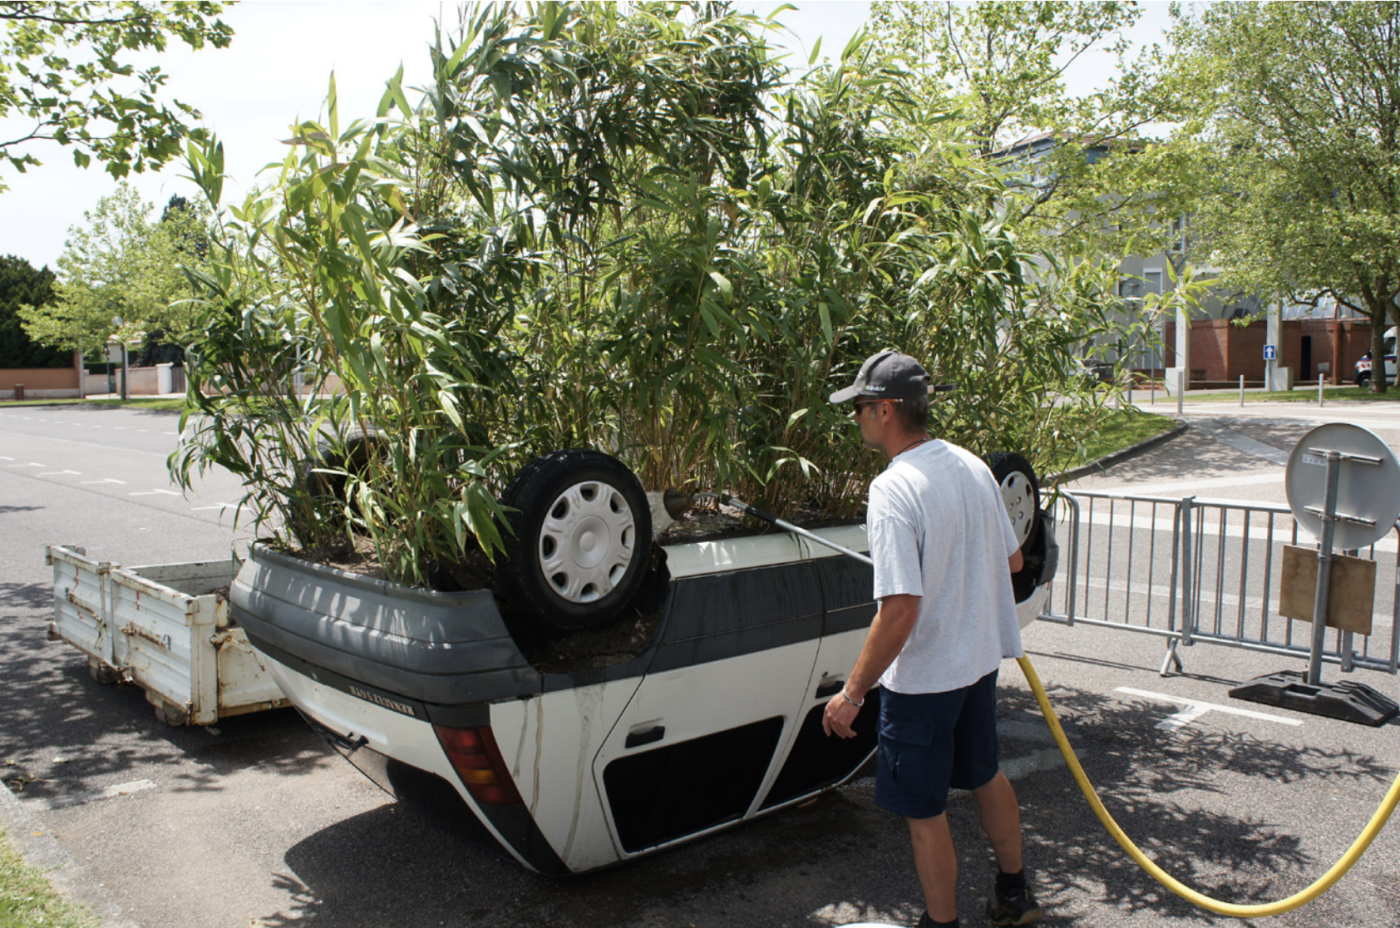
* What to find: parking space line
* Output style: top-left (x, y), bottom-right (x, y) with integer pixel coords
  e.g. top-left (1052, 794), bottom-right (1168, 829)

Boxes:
top-left (30, 779), bottom-right (158, 811)
top-left (37, 470), bottom-right (81, 478)
top-left (191, 503), bottom-right (242, 512)
top-left (6, 462), bottom-right (43, 468)
top-left (1001, 748), bottom-right (1064, 780)
top-left (80, 478), bottom-right (126, 485)
top-left (1115, 687), bottom-right (1302, 727)
top-left (129, 489), bottom-right (181, 497)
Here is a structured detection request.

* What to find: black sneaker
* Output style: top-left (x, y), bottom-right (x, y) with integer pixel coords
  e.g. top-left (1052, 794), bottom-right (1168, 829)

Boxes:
top-left (985, 884), bottom-right (1043, 926)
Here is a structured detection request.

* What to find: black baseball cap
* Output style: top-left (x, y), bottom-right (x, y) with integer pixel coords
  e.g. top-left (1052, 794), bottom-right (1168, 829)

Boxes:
top-left (829, 350), bottom-right (933, 404)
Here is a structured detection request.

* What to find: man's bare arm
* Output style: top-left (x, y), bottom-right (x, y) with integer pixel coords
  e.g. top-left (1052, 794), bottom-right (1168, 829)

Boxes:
top-left (823, 594), bottom-right (920, 738)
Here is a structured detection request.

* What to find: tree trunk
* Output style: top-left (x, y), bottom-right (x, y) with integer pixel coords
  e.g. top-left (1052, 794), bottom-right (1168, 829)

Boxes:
top-left (1371, 321), bottom-right (1388, 392)
top-left (1371, 302), bottom-right (1392, 393)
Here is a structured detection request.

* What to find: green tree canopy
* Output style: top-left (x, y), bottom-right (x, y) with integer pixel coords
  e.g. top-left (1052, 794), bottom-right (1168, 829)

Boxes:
top-left (0, 254), bottom-right (70, 367)
top-left (19, 182), bottom-right (211, 352)
top-left (867, 0), bottom-right (1194, 258)
top-left (172, 1), bottom-right (1120, 585)
top-left (1175, 1), bottom-right (1400, 391)
top-left (0, 1), bottom-right (233, 192)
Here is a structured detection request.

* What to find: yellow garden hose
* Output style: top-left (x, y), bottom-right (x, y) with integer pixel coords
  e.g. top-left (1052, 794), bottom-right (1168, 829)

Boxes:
top-left (1017, 655), bottom-right (1400, 918)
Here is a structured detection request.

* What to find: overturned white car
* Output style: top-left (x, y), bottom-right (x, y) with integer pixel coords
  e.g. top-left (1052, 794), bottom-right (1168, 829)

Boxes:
top-left (230, 450), bottom-right (1055, 874)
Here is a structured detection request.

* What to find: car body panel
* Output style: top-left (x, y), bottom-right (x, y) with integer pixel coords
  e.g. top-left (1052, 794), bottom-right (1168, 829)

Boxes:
top-left (232, 514), bottom-right (1054, 874)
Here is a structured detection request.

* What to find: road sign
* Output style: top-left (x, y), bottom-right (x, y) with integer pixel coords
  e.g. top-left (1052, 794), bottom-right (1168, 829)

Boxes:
top-left (1264, 344), bottom-right (1277, 360)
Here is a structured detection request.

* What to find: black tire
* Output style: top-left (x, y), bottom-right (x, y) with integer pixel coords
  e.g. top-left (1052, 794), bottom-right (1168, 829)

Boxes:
top-left (1357, 370), bottom-right (1373, 388)
top-left (495, 449), bottom-right (653, 632)
top-left (984, 451), bottom-right (1044, 603)
top-left (297, 427), bottom-right (383, 519)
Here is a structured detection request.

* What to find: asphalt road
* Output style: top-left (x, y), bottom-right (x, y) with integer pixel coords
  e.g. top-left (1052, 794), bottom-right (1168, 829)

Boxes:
top-left (3, 402), bottom-right (1400, 928)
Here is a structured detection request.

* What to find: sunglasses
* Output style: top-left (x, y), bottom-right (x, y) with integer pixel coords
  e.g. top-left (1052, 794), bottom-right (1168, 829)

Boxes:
top-left (850, 398), bottom-right (900, 417)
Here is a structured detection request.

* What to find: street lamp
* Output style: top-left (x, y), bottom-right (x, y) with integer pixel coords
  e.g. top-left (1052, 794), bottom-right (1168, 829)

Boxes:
top-left (111, 316), bottom-right (129, 402)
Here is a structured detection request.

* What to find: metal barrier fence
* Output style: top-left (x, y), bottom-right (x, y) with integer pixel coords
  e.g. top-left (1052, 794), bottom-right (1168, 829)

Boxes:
top-left (1039, 490), bottom-right (1400, 677)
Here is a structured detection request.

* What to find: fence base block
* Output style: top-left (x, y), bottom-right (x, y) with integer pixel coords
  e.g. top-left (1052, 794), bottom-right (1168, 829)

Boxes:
top-left (1229, 670), bottom-right (1399, 727)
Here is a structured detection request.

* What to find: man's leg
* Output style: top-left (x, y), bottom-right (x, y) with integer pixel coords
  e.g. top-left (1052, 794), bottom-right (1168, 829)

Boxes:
top-left (971, 770), bottom-right (1023, 874)
top-left (906, 812), bottom-right (958, 923)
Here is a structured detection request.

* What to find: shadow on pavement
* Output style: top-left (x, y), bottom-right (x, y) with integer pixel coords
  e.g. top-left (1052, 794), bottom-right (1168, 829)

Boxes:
top-left (0, 578), bottom-right (332, 803)
top-left (241, 681), bottom-right (1391, 928)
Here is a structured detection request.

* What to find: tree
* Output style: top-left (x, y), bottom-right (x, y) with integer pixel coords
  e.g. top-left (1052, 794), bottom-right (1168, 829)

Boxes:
top-left (866, 0), bottom-right (1192, 256)
top-left (19, 182), bottom-right (210, 353)
top-left (1177, 2), bottom-right (1400, 392)
top-left (172, 2), bottom-right (1119, 585)
top-left (0, 1), bottom-right (233, 192)
top-left (0, 254), bottom-right (70, 367)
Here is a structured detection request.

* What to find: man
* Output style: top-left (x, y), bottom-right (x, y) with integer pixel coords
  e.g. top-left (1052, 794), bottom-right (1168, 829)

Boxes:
top-left (822, 349), bottom-right (1042, 928)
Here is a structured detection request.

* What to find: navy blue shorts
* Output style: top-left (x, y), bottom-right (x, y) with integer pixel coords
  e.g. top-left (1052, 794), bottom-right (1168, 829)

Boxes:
top-left (874, 669), bottom-right (1001, 819)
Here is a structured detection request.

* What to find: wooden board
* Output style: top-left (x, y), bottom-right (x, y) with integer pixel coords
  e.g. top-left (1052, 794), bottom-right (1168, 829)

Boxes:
top-left (1278, 545), bottom-right (1377, 635)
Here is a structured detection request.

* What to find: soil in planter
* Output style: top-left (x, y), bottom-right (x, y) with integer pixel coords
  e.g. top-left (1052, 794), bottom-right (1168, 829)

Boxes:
top-left (496, 546), bottom-right (671, 675)
top-left (657, 502), bottom-right (866, 543)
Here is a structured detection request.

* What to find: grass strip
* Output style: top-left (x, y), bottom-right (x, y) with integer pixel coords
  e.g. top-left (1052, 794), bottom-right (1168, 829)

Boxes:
top-left (0, 824), bottom-right (95, 928)
top-left (1049, 408), bottom-right (1177, 475)
top-left (0, 397), bottom-right (190, 412)
top-left (1177, 386), bottom-right (1398, 404)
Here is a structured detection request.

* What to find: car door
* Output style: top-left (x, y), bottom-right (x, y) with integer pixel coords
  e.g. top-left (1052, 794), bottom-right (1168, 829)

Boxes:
top-left (759, 535), bottom-right (882, 812)
top-left (590, 557), bottom-right (824, 857)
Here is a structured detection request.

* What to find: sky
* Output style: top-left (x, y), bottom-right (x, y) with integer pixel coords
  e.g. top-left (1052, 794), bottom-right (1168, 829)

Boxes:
top-left (0, 1), bottom-right (1177, 271)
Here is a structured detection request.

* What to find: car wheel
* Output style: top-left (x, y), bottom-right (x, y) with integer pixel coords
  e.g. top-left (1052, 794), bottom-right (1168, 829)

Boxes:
top-left (984, 452), bottom-right (1041, 549)
top-left (1357, 371), bottom-right (1373, 388)
top-left (495, 449), bottom-right (653, 631)
top-left (984, 452), bottom-right (1046, 604)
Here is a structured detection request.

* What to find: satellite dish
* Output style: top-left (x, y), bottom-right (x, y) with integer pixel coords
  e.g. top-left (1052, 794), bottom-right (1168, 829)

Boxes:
top-left (1284, 423), bottom-right (1400, 550)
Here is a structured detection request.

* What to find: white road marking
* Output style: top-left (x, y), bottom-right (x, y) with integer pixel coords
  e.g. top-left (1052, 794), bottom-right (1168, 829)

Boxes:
top-left (1115, 687), bottom-right (1302, 727)
top-left (80, 478), bottom-right (126, 485)
top-left (1051, 575), bottom-right (1397, 637)
top-left (0, 456), bottom-right (11, 460)
top-left (32, 778), bottom-right (158, 811)
top-left (6, 462), bottom-right (42, 468)
top-left (191, 503), bottom-right (242, 512)
top-left (128, 489), bottom-right (181, 497)
top-left (1095, 472), bottom-right (1284, 496)
top-left (37, 470), bottom-right (81, 478)
top-left (1001, 748), bottom-right (1064, 780)
top-left (1073, 507), bottom-right (1397, 554)
top-left (163, 431), bottom-right (177, 436)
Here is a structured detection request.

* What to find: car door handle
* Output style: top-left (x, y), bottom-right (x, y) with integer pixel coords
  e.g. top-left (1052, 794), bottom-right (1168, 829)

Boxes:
top-left (815, 678), bottom-right (845, 698)
top-left (625, 725), bottom-right (665, 748)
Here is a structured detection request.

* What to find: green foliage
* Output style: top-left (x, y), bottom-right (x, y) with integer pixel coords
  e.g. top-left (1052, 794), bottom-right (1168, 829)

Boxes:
top-left (173, 1), bottom-right (1119, 587)
top-left (866, 1), bottom-right (1193, 259)
top-left (1175, 1), bottom-right (1400, 392)
top-left (0, 825), bottom-right (96, 928)
top-left (0, 1), bottom-right (233, 192)
top-left (0, 254), bottom-right (70, 367)
top-left (18, 183), bottom-right (211, 352)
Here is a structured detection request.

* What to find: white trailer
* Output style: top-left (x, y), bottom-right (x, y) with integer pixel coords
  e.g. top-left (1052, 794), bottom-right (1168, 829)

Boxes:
top-left (46, 545), bottom-right (288, 725)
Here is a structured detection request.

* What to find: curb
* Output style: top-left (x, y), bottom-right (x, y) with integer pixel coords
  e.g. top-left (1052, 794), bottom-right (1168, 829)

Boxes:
top-left (1049, 421), bottom-right (1190, 486)
top-left (0, 782), bottom-right (140, 928)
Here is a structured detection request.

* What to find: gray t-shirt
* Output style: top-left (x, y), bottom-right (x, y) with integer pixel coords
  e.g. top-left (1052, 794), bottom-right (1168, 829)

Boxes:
top-left (867, 439), bottom-right (1023, 694)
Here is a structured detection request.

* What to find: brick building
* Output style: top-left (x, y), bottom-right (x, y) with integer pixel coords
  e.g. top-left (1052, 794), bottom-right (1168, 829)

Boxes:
top-left (1161, 319), bottom-right (1374, 384)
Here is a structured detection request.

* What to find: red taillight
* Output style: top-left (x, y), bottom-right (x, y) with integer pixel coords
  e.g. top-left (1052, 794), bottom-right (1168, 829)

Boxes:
top-left (433, 724), bottom-right (523, 806)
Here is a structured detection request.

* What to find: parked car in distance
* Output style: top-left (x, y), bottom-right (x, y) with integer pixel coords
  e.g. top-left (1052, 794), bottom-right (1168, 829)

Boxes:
top-left (1070, 357), bottom-right (1114, 388)
top-left (1355, 326), bottom-right (1396, 387)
